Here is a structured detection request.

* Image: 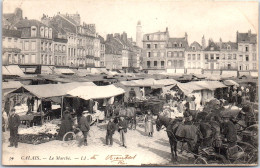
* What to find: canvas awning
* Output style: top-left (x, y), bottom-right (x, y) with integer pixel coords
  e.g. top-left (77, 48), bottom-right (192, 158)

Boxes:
top-left (2, 66), bottom-right (12, 76)
top-left (223, 80), bottom-right (239, 86)
top-left (54, 68), bottom-right (75, 75)
top-left (2, 81), bottom-right (23, 89)
top-left (120, 78), bottom-right (156, 87)
top-left (91, 68), bottom-right (102, 74)
top-left (67, 85), bottom-right (125, 100)
top-left (9, 82), bottom-right (96, 98)
top-left (41, 66), bottom-right (53, 74)
top-left (5, 65), bottom-right (25, 76)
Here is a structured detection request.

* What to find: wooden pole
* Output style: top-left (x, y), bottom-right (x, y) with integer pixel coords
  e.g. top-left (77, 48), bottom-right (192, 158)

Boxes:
top-left (61, 96), bottom-right (64, 118)
top-left (40, 98), bottom-right (43, 125)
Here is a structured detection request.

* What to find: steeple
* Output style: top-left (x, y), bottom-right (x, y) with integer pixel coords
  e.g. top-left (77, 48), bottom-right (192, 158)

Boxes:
top-left (136, 20), bottom-right (142, 48)
top-left (202, 35), bottom-right (206, 49)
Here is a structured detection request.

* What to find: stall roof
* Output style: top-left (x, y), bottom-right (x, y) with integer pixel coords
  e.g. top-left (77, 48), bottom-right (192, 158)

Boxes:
top-left (2, 81), bottom-right (23, 89)
top-left (223, 80), bottom-right (239, 86)
top-left (154, 79), bottom-right (179, 86)
top-left (41, 66), bottom-right (53, 74)
top-left (54, 68), bottom-right (75, 75)
top-left (163, 81), bottom-right (227, 95)
top-left (120, 78), bottom-right (156, 87)
top-left (67, 84), bottom-right (125, 100)
top-left (10, 82), bottom-right (96, 98)
top-left (5, 65), bottom-right (25, 76)
top-left (2, 66), bottom-right (12, 76)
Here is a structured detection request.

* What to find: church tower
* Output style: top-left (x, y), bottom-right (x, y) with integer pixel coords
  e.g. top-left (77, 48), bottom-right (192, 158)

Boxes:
top-left (136, 21), bottom-right (142, 48)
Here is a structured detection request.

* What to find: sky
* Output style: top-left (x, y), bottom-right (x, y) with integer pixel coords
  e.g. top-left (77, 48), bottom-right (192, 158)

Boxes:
top-left (3, 0), bottom-right (259, 45)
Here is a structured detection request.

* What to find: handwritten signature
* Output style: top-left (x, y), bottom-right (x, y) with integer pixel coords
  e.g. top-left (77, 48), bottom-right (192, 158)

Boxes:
top-left (105, 155), bottom-right (136, 165)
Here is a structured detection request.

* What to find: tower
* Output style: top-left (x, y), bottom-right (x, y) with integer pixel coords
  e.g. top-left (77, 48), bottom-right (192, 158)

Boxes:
top-left (136, 21), bottom-right (142, 48)
top-left (202, 35), bottom-right (206, 49)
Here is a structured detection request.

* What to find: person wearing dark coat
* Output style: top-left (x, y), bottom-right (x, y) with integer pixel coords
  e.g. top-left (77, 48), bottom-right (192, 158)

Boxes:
top-left (221, 116), bottom-right (237, 147)
top-left (118, 116), bottom-right (128, 148)
top-left (106, 118), bottom-right (116, 145)
top-left (8, 109), bottom-right (20, 148)
top-left (79, 111), bottom-right (90, 146)
top-left (26, 97), bottom-right (31, 112)
top-left (58, 107), bottom-right (73, 140)
top-left (30, 97), bottom-right (35, 111)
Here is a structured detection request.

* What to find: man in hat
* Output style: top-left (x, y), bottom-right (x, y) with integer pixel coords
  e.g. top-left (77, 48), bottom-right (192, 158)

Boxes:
top-left (79, 111), bottom-right (90, 146)
top-left (106, 117), bottom-right (116, 146)
top-left (118, 116), bottom-right (128, 148)
top-left (221, 115), bottom-right (237, 148)
top-left (8, 108), bottom-right (20, 148)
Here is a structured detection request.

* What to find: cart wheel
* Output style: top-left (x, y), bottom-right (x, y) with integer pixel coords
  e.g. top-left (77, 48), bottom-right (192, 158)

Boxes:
top-left (194, 157), bottom-right (208, 164)
top-left (62, 132), bottom-right (77, 147)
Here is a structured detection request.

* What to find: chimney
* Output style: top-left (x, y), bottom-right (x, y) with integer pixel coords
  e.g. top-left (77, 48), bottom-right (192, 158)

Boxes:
top-left (202, 35), bottom-right (206, 49)
top-left (185, 32), bottom-right (188, 40)
top-left (122, 32), bottom-right (127, 42)
top-left (219, 38), bottom-right (222, 48)
top-left (248, 29), bottom-right (251, 37)
top-left (166, 27), bottom-right (168, 32)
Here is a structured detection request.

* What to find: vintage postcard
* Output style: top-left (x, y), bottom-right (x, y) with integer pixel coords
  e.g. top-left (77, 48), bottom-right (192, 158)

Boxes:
top-left (2, 0), bottom-right (258, 166)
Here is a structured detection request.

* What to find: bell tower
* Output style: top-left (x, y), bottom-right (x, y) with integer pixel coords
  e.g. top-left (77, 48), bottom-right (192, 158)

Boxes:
top-left (136, 21), bottom-right (142, 48)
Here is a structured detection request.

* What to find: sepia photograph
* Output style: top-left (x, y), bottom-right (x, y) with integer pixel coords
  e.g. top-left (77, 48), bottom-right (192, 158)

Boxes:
top-left (1, 0), bottom-right (259, 166)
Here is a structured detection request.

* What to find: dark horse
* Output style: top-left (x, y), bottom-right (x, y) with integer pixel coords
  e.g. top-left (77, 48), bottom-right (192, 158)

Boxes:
top-left (156, 115), bottom-right (201, 162)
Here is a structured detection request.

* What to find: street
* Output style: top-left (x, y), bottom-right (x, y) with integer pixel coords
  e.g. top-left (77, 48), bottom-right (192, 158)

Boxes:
top-left (2, 122), bottom-right (195, 166)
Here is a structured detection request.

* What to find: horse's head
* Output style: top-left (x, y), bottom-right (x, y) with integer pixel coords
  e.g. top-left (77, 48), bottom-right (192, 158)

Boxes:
top-left (155, 115), bottom-right (163, 131)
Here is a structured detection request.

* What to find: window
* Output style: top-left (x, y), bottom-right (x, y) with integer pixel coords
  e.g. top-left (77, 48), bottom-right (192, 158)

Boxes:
top-left (31, 41), bottom-right (36, 51)
top-left (174, 43), bottom-right (177, 47)
top-left (245, 46), bottom-right (249, 52)
top-left (222, 54), bottom-right (225, 59)
top-left (179, 52), bottom-right (183, 57)
top-left (40, 27), bottom-right (44, 37)
top-left (192, 54), bottom-right (196, 60)
top-left (147, 52), bottom-right (151, 57)
top-left (147, 36), bottom-right (150, 40)
top-left (205, 54), bottom-right (209, 60)
top-left (160, 52), bottom-right (164, 57)
top-left (49, 28), bottom-right (52, 39)
top-left (197, 54), bottom-right (200, 60)
top-left (179, 60), bottom-right (184, 68)
top-left (167, 60), bottom-right (172, 66)
top-left (252, 44), bottom-right (256, 51)
top-left (180, 43), bottom-right (183, 47)
top-left (154, 44), bottom-right (158, 49)
top-left (246, 55), bottom-right (249, 61)
top-left (188, 54), bottom-right (191, 60)
top-left (227, 45), bottom-right (231, 50)
top-left (45, 27), bottom-right (49, 38)
top-left (24, 54), bottom-right (29, 63)
top-left (153, 52), bottom-right (157, 57)
top-left (174, 52), bottom-right (177, 57)
top-left (233, 54), bottom-right (236, 59)
top-left (210, 54), bottom-right (214, 60)
top-left (253, 63), bottom-right (257, 70)
top-left (216, 54), bottom-right (219, 60)
top-left (147, 44), bottom-right (151, 48)
top-left (8, 54), bottom-right (12, 64)
top-left (59, 45), bottom-right (62, 51)
top-left (239, 55), bottom-right (243, 61)
top-left (31, 26), bottom-right (37, 37)
top-left (173, 60), bottom-right (177, 67)
top-left (24, 41), bottom-right (29, 50)
top-left (228, 54), bottom-right (232, 60)
top-left (161, 61), bottom-right (164, 67)
top-left (31, 54), bottom-right (36, 64)
top-left (253, 53), bottom-right (257, 61)
top-left (147, 61), bottom-right (150, 68)
top-left (168, 52), bottom-right (172, 57)
top-left (154, 61), bottom-right (157, 67)
top-left (192, 46), bottom-right (196, 50)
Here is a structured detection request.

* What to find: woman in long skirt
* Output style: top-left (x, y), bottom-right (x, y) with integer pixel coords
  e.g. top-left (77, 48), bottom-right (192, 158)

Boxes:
top-left (58, 107), bottom-right (73, 140)
top-left (144, 110), bottom-right (154, 137)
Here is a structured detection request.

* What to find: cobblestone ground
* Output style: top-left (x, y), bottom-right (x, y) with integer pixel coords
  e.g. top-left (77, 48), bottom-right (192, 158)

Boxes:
top-left (2, 122), bottom-right (195, 166)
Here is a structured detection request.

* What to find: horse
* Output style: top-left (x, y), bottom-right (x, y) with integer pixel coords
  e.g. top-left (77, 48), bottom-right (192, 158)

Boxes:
top-left (155, 115), bottom-right (201, 162)
top-left (118, 107), bottom-right (137, 130)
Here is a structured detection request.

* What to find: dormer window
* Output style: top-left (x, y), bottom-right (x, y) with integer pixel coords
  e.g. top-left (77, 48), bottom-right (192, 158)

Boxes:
top-left (31, 26), bottom-right (37, 37)
top-left (174, 43), bottom-right (177, 47)
top-left (147, 35), bottom-right (150, 40)
top-left (49, 28), bottom-right (52, 39)
top-left (40, 27), bottom-right (44, 37)
top-left (45, 27), bottom-right (49, 38)
top-left (227, 45), bottom-right (231, 50)
top-left (192, 46), bottom-right (196, 50)
top-left (180, 43), bottom-right (183, 47)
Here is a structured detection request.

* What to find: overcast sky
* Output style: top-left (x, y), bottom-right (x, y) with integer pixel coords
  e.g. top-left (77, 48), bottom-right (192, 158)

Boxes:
top-left (3, 0), bottom-right (258, 45)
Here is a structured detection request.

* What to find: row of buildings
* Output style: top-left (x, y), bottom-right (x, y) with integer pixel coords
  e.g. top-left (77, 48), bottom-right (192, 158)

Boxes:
top-left (2, 8), bottom-right (257, 73)
top-left (2, 8), bottom-right (142, 72)
top-left (142, 28), bottom-right (257, 74)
